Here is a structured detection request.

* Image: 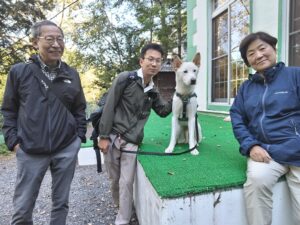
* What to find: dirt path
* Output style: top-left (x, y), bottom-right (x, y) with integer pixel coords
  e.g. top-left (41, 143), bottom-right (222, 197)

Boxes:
top-left (0, 154), bottom-right (138, 225)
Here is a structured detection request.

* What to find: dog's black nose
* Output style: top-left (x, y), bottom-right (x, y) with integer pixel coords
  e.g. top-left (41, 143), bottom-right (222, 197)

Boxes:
top-left (191, 79), bottom-right (196, 85)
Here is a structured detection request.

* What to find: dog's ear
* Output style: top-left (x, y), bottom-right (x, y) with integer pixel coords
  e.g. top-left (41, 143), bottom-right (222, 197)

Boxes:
top-left (193, 52), bottom-right (201, 67)
top-left (172, 55), bottom-right (182, 71)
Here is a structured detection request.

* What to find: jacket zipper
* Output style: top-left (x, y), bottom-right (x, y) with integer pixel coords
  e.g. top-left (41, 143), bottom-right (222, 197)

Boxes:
top-left (260, 83), bottom-right (269, 142)
top-left (47, 92), bottom-right (52, 152)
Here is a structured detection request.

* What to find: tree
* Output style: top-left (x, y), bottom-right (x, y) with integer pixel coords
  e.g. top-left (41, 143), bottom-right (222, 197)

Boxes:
top-left (66, 0), bottom-right (145, 90)
top-left (114, 0), bottom-right (187, 58)
top-left (0, 0), bottom-right (188, 101)
top-left (0, 0), bottom-right (55, 76)
top-left (58, 0), bottom-right (187, 92)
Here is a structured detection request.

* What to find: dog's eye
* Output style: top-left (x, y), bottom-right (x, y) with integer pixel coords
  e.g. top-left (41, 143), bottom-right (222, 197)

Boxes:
top-left (193, 69), bottom-right (197, 72)
top-left (184, 70), bottom-right (188, 73)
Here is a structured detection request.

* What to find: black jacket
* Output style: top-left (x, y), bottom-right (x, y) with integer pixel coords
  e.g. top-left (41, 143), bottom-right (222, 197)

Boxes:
top-left (1, 55), bottom-right (87, 154)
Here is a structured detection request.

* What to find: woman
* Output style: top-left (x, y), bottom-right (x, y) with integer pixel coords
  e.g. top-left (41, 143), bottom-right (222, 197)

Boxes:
top-left (230, 31), bottom-right (300, 225)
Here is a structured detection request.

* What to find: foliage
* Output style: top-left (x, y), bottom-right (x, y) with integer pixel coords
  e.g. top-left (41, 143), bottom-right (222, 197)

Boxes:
top-left (0, 143), bottom-right (10, 156)
top-left (68, 0), bottom-right (144, 91)
top-left (0, 0), bottom-right (55, 77)
top-left (114, 0), bottom-right (187, 57)
top-left (0, 0), bottom-right (188, 106)
top-left (60, 0), bottom-right (187, 92)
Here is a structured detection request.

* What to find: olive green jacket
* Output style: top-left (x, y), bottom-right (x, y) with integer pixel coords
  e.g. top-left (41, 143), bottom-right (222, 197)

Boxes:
top-left (99, 70), bottom-right (172, 145)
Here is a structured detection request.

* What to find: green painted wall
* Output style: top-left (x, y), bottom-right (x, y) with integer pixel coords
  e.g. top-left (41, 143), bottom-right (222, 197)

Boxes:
top-left (187, 0), bottom-right (197, 61)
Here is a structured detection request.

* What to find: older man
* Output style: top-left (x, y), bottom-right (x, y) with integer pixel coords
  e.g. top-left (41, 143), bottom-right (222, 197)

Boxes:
top-left (1, 20), bottom-right (86, 225)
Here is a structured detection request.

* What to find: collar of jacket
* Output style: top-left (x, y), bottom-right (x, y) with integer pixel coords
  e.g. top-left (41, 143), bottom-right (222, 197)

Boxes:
top-left (36, 54), bottom-right (61, 71)
top-left (135, 76), bottom-right (144, 89)
top-left (28, 54), bottom-right (73, 80)
top-left (248, 62), bottom-right (285, 84)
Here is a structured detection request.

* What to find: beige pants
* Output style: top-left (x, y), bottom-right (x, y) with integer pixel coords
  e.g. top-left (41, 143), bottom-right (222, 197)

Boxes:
top-left (104, 134), bottom-right (138, 225)
top-left (244, 159), bottom-right (300, 225)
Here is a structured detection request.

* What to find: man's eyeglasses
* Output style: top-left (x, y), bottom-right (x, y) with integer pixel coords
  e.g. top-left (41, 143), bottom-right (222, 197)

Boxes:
top-left (38, 36), bottom-right (64, 45)
top-left (144, 57), bottom-right (163, 65)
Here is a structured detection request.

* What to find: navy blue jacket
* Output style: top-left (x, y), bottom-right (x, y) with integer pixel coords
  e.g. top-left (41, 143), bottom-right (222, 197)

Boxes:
top-left (230, 62), bottom-right (300, 166)
top-left (1, 55), bottom-right (87, 154)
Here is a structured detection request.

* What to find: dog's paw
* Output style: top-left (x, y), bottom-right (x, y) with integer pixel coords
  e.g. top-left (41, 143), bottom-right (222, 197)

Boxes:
top-left (165, 147), bottom-right (174, 153)
top-left (223, 116), bottom-right (231, 122)
top-left (191, 149), bottom-right (199, 155)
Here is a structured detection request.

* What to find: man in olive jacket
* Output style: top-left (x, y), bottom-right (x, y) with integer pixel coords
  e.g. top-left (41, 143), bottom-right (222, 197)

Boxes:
top-left (1, 20), bottom-right (86, 225)
top-left (98, 43), bottom-right (172, 225)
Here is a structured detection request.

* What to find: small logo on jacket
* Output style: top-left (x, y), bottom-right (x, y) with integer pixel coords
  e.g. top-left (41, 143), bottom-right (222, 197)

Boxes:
top-left (274, 91), bottom-right (288, 95)
top-left (63, 79), bottom-right (71, 84)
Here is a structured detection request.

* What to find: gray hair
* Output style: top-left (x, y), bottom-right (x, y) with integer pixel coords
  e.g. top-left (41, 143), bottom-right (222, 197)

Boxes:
top-left (30, 20), bottom-right (64, 39)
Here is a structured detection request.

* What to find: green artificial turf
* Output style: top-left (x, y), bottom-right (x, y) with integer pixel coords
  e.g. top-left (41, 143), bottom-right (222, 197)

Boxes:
top-left (138, 112), bottom-right (247, 199)
top-left (81, 138), bottom-right (93, 148)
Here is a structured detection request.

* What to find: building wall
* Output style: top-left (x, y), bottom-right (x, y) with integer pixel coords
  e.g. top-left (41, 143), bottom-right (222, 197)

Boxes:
top-left (188, 0), bottom-right (209, 111)
top-left (252, 0), bottom-right (279, 35)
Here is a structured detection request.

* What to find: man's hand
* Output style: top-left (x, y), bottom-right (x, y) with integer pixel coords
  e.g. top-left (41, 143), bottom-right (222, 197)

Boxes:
top-left (249, 145), bottom-right (272, 163)
top-left (13, 144), bottom-right (20, 152)
top-left (98, 138), bottom-right (110, 154)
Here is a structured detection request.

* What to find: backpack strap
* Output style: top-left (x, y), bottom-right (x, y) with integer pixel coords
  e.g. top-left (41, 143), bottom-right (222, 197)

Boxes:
top-left (28, 62), bottom-right (71, 111)
top-left (127, 71), bottom-right (138, 81)
top-left (117, 71), bottom-right (139, 88)
top-left (91, 71), bottom-right (139, 133)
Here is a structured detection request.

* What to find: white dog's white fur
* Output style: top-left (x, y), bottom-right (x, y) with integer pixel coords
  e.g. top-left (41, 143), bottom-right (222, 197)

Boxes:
top-left (165, 53), bottom-right (202, 155)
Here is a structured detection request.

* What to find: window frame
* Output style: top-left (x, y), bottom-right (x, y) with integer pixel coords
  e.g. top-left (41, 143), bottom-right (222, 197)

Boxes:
top-left (209, 0), bottom-right (250, 106)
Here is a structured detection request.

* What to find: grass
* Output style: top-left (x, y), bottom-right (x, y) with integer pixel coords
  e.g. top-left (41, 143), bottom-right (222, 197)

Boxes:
top-left (0, 143), bottom-right (11, 156)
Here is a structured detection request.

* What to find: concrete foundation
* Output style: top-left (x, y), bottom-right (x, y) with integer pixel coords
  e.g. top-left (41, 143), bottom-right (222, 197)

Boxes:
top-left (134, 162), bottom-right (294, 225)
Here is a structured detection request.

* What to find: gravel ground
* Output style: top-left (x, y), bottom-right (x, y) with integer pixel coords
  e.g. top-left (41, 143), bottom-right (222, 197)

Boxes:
top-left (0, 154), bottom-right (139, 225)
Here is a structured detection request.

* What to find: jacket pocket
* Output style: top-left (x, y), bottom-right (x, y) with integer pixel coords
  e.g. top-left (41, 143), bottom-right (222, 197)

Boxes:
top-left (268, 137), bottom-right (300, 164)
top-left (289, 119), bottom-right (300, 137)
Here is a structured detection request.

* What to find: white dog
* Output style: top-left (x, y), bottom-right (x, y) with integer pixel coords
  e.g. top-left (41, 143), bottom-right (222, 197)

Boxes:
top-left (165, 53), bottom-right (202, 155)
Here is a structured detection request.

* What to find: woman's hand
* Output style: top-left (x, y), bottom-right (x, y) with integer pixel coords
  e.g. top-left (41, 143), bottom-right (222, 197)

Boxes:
top-left (249, 145), bottom-right (272, 163)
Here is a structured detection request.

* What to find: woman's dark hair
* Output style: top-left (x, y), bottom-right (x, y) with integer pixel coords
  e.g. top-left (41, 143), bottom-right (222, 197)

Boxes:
top-left (239, 31), bottom-right (277, 67)
top-left (140, 43), bottom-right (164, 59)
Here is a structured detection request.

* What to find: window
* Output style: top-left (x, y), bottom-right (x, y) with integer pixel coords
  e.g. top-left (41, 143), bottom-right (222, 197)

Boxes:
top-left (211, 0), bottom-right (250, 103)
top-left (212, 11), bottom-right (228, 103)
top-left (289, 0), bottom-right (300, 66)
